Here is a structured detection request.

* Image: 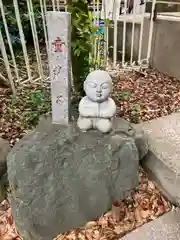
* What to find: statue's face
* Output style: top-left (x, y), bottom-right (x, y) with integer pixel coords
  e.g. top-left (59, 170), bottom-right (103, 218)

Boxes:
top-left (84, 70), bottom-right (112, 103)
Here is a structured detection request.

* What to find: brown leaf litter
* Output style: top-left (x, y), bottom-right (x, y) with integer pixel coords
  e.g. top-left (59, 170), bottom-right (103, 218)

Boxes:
top-left (0, 88), bottom-right (26, 146)
top-left (112, 68), bottom-right (180, 123)
top-left (54, 169), bottom-right (172, 240)
top-left (0, 200), bottom-right (21, 240)
top-left (1, 68), bottom-right (180, 145)
top-left (0, 85), bottom-right (50, 146)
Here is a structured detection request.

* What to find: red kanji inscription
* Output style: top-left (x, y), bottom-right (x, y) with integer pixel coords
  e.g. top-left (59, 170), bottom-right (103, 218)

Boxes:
top-left (52, 37), bottom-right (65, 52)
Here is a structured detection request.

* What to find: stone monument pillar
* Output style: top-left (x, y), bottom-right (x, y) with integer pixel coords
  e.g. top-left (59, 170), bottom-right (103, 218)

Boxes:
top-left (47, 12), bottom-right (71, 125)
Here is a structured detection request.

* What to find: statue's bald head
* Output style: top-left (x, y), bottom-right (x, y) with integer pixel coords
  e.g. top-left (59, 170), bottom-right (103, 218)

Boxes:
top-left (84, 70), bottom-right (113, 102)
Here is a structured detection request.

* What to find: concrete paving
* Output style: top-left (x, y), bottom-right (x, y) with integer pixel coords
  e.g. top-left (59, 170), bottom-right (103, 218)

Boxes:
top-left (121, 208), bottom-right (180, 240)
top-left (136, 112), bottom-right (180, 206)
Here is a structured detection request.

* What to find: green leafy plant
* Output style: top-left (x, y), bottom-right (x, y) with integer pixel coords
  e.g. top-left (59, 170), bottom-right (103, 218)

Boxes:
top-left (8, 88), bottom-right (51, 127)
top-left (132, 103), bottom-right (141, 115)
top-left (0, 0), bottom-right (44, 50)
top-left (67, 0), bottom-right (110, 96)
top-left (118, 91), bottom-right (131, 101)
top-left (68, 0), bottom-right (99, 95)
top-left (130, 103), bottom-right (141, 123)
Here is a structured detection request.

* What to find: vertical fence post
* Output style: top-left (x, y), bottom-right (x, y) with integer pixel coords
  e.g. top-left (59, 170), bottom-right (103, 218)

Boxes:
top-left (47, 11), bottom-right (71, 125)
top-left (96, 0), bottom-right (100, 65)
top-left (0, 29), bottom-right (16, 96)
top-left (138, 0), bottom-right (146, 65)
top-left (0, 0), bottom-right (20, 83)
top-left (64, 0), bottom-right (68, 11)
top-left (27, 0), bottom-right (44, 79)
top-left (130, 2), bottom-right (136, 65)
top-left (57, 0), bottom-right (60, 11)
top-left (40, 0), bottom-right (49, 53)
top-left (147, 0), bottom-right (156, 64)
top-left (93, 0), bottom-right (97, 68)
top-left (113, 0), bottom-right (121, 67)
top-left (122, 0), bottom-right (127, 67)
top-left (102, 0), bottom-right (107, 67)
top-left (13, 0), bottom-right (32, 81)
top-left (52, 0), bottom-right (56, 11)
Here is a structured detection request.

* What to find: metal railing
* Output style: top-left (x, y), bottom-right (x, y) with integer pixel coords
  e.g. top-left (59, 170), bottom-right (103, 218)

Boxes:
top-left (0, 0), bottom-right (65, 95)
top-left (92, 0), bottom-right (156, 71)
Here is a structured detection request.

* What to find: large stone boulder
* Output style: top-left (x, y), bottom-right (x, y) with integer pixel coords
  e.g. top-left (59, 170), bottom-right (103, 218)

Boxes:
top-left (7, 118), bottom-right (147, 240)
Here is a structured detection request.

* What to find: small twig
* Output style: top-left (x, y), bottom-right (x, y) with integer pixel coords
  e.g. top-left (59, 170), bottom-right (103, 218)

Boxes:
top-left (6, 107), bottom-right (23, 119)
top-left (0, 73), bottom-right (9, 87)
top-left (112, 200), bottom-right (126, 222)
top-left (134, 70), bottom-right (146, 76)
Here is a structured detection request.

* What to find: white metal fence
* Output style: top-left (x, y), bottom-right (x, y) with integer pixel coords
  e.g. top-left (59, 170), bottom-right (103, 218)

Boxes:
top-left (0, 0), bottom-right (67, 95)
top-left (0, 0), bottom-right (180, 95)
top-left (99, 0), bottom-right (180, 73)
top-left (92, 0), bottom-right (156, 72)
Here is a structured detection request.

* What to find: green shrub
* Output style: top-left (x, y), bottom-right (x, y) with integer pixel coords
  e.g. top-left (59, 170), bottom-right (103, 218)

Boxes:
top-left (68, 0), bottom-right (99, 96)
top-left (0, 0), bottom-right (44, 49)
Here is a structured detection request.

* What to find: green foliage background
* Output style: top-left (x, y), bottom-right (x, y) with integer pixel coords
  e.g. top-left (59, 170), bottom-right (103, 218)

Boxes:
top-left (0, 0), bottom-right (44, 48)
top-left (68, 0), bottom-right (98, 96)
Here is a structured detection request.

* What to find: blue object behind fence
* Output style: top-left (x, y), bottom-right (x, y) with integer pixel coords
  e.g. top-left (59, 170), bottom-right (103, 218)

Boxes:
top-left (94, 20), bottom-right (105, 35)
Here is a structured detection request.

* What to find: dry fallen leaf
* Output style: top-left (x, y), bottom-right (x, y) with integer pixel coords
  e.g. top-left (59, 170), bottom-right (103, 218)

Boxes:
top-left (85, 221), bottom-right (97, 229)
top-left (0, 200), bottom-right (21, 240)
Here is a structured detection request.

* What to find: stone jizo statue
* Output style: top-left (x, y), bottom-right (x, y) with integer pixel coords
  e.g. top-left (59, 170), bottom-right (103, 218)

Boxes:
top-left (77, 70), bottom-right (116, 133)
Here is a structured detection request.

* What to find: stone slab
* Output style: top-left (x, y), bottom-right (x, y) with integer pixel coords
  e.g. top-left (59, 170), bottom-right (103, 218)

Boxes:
top-left (137, 112), bottom-right (180, 206)
top-left (121, 208), bottom-right (180, 240)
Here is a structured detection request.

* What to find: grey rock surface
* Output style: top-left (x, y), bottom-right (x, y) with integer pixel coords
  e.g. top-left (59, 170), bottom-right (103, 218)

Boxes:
top-left (140, 112), bottom-right (180, 206)
top-left (121, 208), bottom-right (180, 240)
top-left (7, 117), bottom-right (145, 240)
